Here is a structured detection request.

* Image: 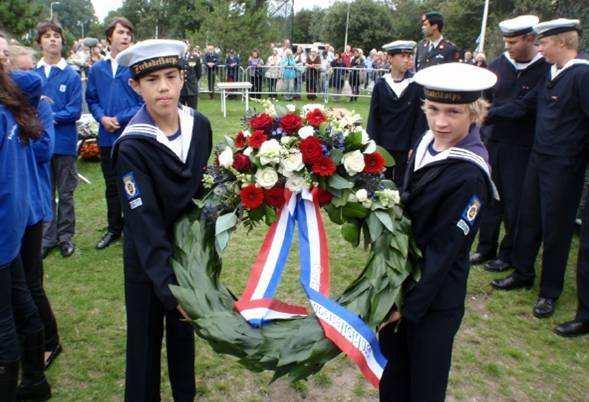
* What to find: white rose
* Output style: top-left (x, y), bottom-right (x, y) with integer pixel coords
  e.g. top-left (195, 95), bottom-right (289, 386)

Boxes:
top-left (298, 125), bottom-right (315, 139)
top-left (363, 139), bottom-right (377, 154)
top-left (258, 139), bottom-right (282, 165)
top-left (255, 167), bottom-right (279, 189)
top-left (286, 104), bottom-right (296, 112)
top-left (280, 150), bottom-right (304, 174)
top-left (342, 150), bottom-right (365, 176)
top-left (285, 173), bottom-right (307, 192)
top-left (218, 147), bottom-right (234, 169)
top-left (355, 189), bottom-right (368, 202)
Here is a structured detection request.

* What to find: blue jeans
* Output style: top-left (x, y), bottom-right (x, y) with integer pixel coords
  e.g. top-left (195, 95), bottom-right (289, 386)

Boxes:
top-left (0, 256), bottom-right (43, 362)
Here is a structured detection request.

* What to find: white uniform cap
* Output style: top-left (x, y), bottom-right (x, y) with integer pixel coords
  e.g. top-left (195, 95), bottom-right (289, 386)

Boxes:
top-left (534, 18), bottom-right (581, 39)
top-left (116, 39), bottom-right (188, 78)
top-left (499, 15), bottom-right (539, 37)
top-left (382, 40), bottom-right (417, 54)
top-left (414, 62), bottom-right (497, 104)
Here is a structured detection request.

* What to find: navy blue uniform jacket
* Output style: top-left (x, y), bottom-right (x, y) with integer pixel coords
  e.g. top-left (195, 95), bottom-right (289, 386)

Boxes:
top-left (484, 53), bottom-right (549, 147)
top-left (487, 59), bottom-right (589, 157)
top-left (112, 106), bottom-right (212, 311)
top-left (402, 127), bottom-right (495, 323)
top-left (366, 75), bottom-right (426, 151)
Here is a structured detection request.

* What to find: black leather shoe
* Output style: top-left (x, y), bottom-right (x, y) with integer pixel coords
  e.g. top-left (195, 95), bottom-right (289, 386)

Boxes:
top-left (533, 297), bottom-right (556, 318)
top-left (484, 259), bottom-right (511, 272)
top-left (96, 232), bottom-right (121, 250)
top-left (554, 320), bottom-right (589, 337)
top-left (491, 274), bottom-right (533, 291)
top-left (59, 241), bottom-right (75, 257)
top-left (44, 344), bottom-right (62, 370)
top-left (469, 252), bottom-right (494, 265)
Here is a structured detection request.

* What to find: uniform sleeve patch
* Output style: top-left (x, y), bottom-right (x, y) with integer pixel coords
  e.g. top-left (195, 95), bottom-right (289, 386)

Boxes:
top-left (457, 219), bottom-right (470, 235)
top-left (122, 171), bottom-right (141, 200)
top-left (461, 195), bottom-right (482, 226)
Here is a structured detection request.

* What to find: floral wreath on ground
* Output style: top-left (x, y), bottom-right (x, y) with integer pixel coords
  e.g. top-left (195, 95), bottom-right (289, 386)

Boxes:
top-left (171, 100), bottom-right (421, 385)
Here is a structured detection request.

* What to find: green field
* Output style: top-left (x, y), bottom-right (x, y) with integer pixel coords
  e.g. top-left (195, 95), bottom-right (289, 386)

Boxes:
top-left (42, 96), bottom-right (589, 401)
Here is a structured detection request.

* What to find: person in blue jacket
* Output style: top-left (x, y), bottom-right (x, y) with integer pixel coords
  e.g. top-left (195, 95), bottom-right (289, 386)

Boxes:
top-left (378, 63), bottom-right (497, 402)
top-left (0, 59), bottom-right (52, 402)
top-left (34, 21), bottom-right (83, 258)
top-left (86, 16), bottom-right (143, 250)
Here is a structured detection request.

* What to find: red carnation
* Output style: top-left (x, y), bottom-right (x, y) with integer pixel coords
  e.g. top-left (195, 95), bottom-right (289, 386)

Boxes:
top-left (316, 187), bottom-right (333, 206)
top-left (233, 153), bottom-right (251, 172)
top-left (264, 186), bottom-right (286, 208)
top-left (247, 130), bottom-right (267, 149)
top-left (299, 136), bottom-right (324, 164)
top-left (312, 156), bottom-right (336, 177)
top-left (363, 152), bottom-right (386, 174)
top-left (249, 113), bottom-right (274, 132)
top-left (240, 184), bottom-right (264, 210)
top-left (280, 113), bottom-right (303, 134)
top-left (234, 131), bottom-right (247, 148)
top-left (306, 108), bottom-right (327, 128)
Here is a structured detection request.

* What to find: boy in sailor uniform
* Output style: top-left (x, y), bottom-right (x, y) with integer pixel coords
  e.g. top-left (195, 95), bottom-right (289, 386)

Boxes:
top-left (470, 15), bottom-right (550, 271)
top-left (112, 39), bottom-right (212, 401)
top-left (489, 19), bottom-right (589, 320)
top-left (367, 40), bottom-right (426, 186)
top-left (378, 63), bottom-right (497, 402)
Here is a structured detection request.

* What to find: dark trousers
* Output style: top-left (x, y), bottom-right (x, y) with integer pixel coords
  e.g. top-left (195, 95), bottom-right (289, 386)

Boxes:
top-left (180, 95), bottom-right (198, 111)
top-left (250, 75), bottom-right (262, 98)
top-left (207, 68), bottom-right (215, 94)
top-left (476, 141), bottom-right (530, 262)
top-left (100, 147), bottom-right (123, 235)
top-left (21, 222), bottom-right (60, 351)
top-left (576, 199), bottom-right (589, 321)
top-left (386, 150), bottom-right (409, 189)
top-left (43, 155), bottom-right (77, 247)
top-left (0, 257), bottom-right (43, 362)
top-left (379, 308), bottom-right (464, 402)
top-left (124, 282), bottom-right (195, 402)
top-left (512, 151), bottom-right (586, 298)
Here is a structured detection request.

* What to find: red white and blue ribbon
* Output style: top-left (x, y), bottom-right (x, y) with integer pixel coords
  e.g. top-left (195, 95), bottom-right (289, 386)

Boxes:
top-left (234, 187), bottom-right (387, 387)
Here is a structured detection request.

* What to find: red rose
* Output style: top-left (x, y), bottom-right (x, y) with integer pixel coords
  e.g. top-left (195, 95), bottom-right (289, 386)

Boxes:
top-left (247, 130), bottom-right (267, 149)
top-left (299, 136), bottom-right (324, 164)
top-left (312, 156), bottom-right (336, 177)
top-left (233, 153), bottom-right (251, 172)
top-left (249, 113), bottom-right (274, 132)
top-left (316, 187), bottom-right (333, 206)
top-left (264, 186), bottom-right (286, 208)
top-left (280, 113), bottom-right (303, 134)
top-left (240, 184), bottom-right (264, 210)
top-left (363, 152), bottom-right (386, 174)
top-left (306, 108), bottom-right (327, 128)
top-left (235, 131), bottom-right (247, 148)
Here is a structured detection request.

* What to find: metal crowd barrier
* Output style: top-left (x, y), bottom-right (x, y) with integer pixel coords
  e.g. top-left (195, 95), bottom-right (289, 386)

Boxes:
top-left (198, 64), bottom-right (389, 101)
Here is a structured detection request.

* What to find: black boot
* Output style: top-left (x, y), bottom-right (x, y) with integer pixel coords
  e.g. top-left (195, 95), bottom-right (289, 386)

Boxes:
top-left (0, 360), bottom-right (19, 402)
top-left (16, 331), bottom-right (51, 401)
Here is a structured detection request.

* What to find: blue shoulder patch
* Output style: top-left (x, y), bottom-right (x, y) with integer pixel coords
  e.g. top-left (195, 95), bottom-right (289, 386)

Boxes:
top-left (122, 171), bottom-right (141, 200)
top-left (461, 195), bottom-right (482, 226)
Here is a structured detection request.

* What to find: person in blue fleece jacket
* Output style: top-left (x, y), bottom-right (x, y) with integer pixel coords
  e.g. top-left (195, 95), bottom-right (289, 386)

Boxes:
top-left (86, 16), bottom-right (143, 250)
top-left (34, 21), bottom-right (82, 258)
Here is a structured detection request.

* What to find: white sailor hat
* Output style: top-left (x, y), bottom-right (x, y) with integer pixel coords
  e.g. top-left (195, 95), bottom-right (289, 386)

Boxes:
top-left (499, 15), bottom-right (539, 37)
top-left (382, 40), bottom-right (416, 54)
top-left (534, 18), bottom-right (581, 39)
top-left (414, 62), bottom-right (497, 104)
top-left (116, 39), bottom-right (188, 78)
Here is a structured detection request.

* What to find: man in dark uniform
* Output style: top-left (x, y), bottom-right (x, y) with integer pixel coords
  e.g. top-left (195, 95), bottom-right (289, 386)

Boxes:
top-left (114, 39), bottom-right (212, 401)
top-left (204, 44), bottom-right (219, 99)
top-left (180, 45), bottom-right (201, 110)
top-left (490, 19), bottom-right (589, 319)
top-left (470, 15), bottom-right (549, 269)
top-left (367, 40), bottom-right (426, 187)
top-left (379, 62), bottom-right (498, 402)
top-left (415, 12), bottom-right (460, 72)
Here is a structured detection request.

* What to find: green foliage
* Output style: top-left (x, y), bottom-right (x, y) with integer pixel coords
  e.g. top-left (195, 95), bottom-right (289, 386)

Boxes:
top-left (38, 0), bottom-right (98, 38)
top-left (0, 1), bottom-right (43, 39)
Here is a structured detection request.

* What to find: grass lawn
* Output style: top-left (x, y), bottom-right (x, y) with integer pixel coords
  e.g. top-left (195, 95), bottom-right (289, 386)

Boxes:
top-left (42, 96), bottom-right (589, 401)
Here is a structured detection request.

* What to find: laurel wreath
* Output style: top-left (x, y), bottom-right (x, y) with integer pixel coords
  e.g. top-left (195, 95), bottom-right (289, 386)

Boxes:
top-left (170, 197), bottom-right (421, 383)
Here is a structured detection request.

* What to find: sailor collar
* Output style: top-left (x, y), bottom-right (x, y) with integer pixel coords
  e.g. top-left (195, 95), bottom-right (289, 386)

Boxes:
top-left (503, 51), bottom-right (544, 71)
top-left (550, 58), bottom-right (589, 81)
top-left (414, 130), bottom-right (499, 200)
top-left (117, 104), bottom-right (195, 163)
top-left (383, 73), bottom-right (413, 97)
